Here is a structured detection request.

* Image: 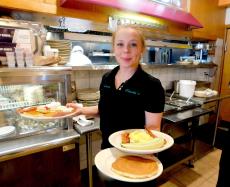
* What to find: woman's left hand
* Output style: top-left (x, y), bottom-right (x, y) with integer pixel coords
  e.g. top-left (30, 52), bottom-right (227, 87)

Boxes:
top-left (66, 102), bottom-right (83, 116)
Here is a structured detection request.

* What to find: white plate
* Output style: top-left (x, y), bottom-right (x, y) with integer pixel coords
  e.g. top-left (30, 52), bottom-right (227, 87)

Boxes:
top-left (19, 107), bottom-right (77, 121)
top-left (94, 147), bottom-right (163, 183)
top-left (0, 126), bottom-right (16, 136)
top-left (19, 112), bottom-right (76, 121)
top-left (109, 129), bottom-right (174, 154)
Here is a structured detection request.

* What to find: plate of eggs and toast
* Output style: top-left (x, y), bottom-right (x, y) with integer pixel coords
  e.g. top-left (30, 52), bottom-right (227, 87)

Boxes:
top-left (109, 128), bottom-right (174, 154)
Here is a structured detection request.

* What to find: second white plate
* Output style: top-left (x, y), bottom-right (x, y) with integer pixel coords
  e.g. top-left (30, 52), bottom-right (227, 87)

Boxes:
top-left (0, 126), bottom-right (16, 136)
top-left (109, 129), bottom-right (174, 154)
top-left (18, 106), bottom-right (77, 121)
top-left (95, 147), bottom-right (163, 183)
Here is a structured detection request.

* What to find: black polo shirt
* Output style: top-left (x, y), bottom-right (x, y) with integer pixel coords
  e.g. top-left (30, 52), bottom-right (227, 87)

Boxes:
top-left (98, 65), bottom-right (165, 148)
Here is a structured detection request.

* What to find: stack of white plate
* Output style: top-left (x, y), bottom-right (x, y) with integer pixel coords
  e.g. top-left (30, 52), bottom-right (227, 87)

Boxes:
top-left (194, 89), bottom-right (218, 98)
top-left (46, 40), bottom-right (71, 65)
top-left (0, 126), bottom-right (16, 137)
top-left (76, 88), bottom-right (100, 106)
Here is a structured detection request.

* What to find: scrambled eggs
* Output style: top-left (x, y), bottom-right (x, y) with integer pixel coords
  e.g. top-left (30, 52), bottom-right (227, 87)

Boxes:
top-left (129, 130), bottom-right (153, 143)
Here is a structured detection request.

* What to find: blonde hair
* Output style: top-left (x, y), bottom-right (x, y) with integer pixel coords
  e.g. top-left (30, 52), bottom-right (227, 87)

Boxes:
top-left (112, 25), bottom-right (146, 51)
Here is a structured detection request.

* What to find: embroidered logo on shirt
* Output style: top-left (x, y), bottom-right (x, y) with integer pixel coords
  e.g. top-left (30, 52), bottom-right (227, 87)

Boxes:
top-left (103, 85), bottom-right (111, 89)
top-left (124, 89), bottom-right (141, 95)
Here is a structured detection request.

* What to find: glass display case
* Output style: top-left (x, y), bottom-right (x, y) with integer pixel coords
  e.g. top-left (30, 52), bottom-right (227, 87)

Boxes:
top-left (0, 67), bottom-right (73, 141)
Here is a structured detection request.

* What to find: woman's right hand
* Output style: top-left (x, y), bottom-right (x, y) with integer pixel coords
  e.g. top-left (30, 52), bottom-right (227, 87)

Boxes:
top-left (66, 102), bottom-right (83, 116)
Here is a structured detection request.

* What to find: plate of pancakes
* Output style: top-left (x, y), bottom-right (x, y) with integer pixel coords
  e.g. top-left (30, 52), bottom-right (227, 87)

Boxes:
top-left (95, 147), bottom-right (163, 182)
top-left (109, 129), bottom-right (174, 154)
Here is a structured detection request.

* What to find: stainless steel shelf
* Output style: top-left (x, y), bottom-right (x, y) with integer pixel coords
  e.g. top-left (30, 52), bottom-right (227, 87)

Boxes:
top-left (0, 99), bottom-right (54, 111)
top-left (69, 63), bottom-right (217, 71)
top-left (0, 18), bottom-right (43, 30)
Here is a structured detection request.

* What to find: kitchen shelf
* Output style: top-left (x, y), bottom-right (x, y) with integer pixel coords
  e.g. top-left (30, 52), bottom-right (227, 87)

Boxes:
top-left (69, 62), bottom-right (217, 71)
top-left (0, 63), bottom-right (214, 71)
top-left (64, 32), bottom-right (192, 49)
top-left (149, 63), bottom-right (217, 69)
top-left (0, 99), bottom-right (54, 111)
top-left (0, 18), bottom-right (43, 31)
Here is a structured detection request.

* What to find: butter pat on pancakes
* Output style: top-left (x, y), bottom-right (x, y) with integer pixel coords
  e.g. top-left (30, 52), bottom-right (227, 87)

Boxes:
top-left (112, 156), bottom-right (158, 179)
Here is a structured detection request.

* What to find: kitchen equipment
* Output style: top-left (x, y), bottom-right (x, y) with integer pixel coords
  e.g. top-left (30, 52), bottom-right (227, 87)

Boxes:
top-left (194, 43), bottom-right (209, 63)
top-left (146, 47), bottom-right (155, 64)
top-left (162, 48), bottom-right (171, 64)
top-left (174, 80), bottom-right (206, 94)
top-left (0, 67), bottom-right (73, 140)
top-left (155, 48), bottom-right (171, 64)
top-left (166, 98), bottom-right (196, 109)
top-left (179, 80), bottom-right (196, 98)
top-left (173, 80), bottom-right (180, 93)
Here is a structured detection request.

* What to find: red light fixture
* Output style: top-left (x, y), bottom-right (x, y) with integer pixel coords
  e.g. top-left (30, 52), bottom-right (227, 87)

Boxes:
top-left (60, 0), bottom-right (203, 28)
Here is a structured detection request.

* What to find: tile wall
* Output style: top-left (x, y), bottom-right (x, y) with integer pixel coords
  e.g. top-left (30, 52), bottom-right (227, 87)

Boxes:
top-left (72, 67), bottom-right (214, 91)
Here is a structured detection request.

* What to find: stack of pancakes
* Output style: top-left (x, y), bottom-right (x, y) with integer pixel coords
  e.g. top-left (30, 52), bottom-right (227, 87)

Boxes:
top-left (112, 155), bottom-right (158, 179)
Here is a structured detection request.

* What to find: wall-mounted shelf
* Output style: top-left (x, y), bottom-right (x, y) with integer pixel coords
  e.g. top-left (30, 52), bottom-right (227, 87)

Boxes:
top-left (64, 32), bottom-right (191, 49)
top-left (0, 18), bottom-right (43, 31)
top-left (68, 62), bottom-right (217, 71)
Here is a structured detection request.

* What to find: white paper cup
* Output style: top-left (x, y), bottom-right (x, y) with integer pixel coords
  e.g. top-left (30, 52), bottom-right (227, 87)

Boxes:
top-left (7, 60), bottom-right (16, 68)
top-left (17, 60), bottom-right (25, 67)
top-left (25, 59), bottom-right (33, 67)
top-left (6, 52), bottom-right (16, 67)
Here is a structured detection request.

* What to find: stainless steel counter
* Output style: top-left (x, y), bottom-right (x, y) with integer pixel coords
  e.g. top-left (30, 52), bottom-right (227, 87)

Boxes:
top-left (164, 93), bottom-right (230, 148)
top-left (163, 107), bottom-right (212, 123)
top-left (0, 66), bottom-right (72, 72)
top-left (0, 129), bottom-right (80, 162)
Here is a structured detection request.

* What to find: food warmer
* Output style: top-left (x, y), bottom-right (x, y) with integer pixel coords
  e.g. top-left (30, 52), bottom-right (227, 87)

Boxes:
top-left (0, 67), bottom-right (75, 138)
top-left (0, 67), bottom-right (81, 187)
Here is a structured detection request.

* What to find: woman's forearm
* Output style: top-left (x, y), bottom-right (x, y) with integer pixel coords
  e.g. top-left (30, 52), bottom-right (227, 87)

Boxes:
top-left (145, 112), bottom-right (163, 131)
top-left (81, 105), bottom-right (99, 117)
